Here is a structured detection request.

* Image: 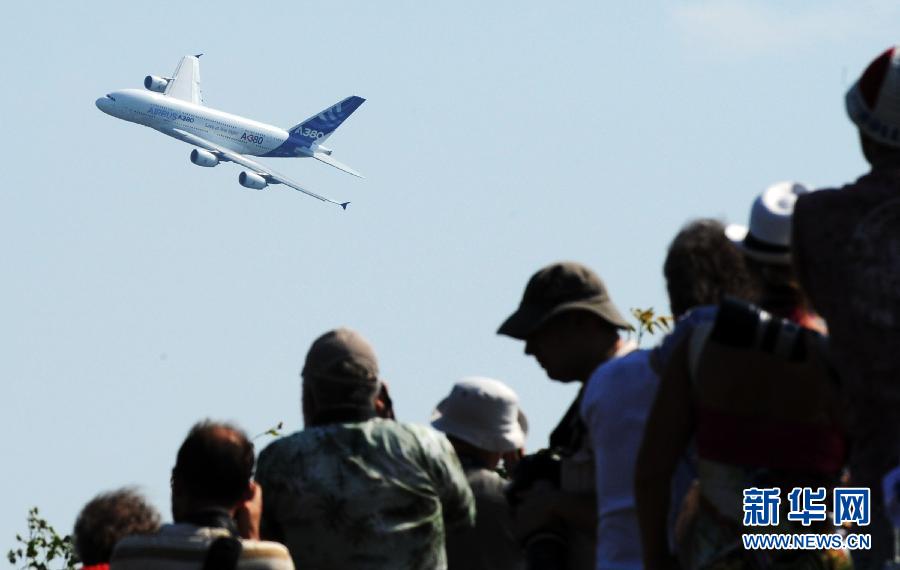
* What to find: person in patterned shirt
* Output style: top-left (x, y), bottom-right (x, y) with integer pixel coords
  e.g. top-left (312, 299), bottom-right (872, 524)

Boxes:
top-left (256, 328), bottom-right (475, 570)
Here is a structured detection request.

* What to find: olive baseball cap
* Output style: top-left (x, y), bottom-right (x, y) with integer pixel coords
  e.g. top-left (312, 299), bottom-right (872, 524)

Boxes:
top-left (302, 327), bottom-right (380, 383)
top-left (497, 262), bottom-right (630, 339)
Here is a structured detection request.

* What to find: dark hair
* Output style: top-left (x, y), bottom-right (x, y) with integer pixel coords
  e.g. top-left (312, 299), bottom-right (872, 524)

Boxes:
top-left (743, 257), bottom-right (808, 319)
top-left (664, 219), bottom-right (757, 317)
top-left (172, 420), bottom-right (254, 507)
top-left (73, 488), bottom-right (161, 565)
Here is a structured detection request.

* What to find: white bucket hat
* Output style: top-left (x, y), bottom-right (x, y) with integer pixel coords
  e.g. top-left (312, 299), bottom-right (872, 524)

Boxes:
top-left (431, 376), bottom-right (528, 453)
top-left (846, 46), bottom-right (900, 149)
top-left (725, 181), bottom-right (809, 265)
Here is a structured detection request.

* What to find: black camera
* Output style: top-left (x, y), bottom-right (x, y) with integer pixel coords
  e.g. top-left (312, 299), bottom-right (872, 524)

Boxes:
top-left (711, 296), bottom-right (813, 360)
top-left (506, 450), bottom-right (567, 570)
top-left (505, 449), bottom-right (562, 506)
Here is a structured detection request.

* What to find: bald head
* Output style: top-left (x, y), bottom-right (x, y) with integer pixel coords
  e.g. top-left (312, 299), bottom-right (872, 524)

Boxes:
top-left (172, 420), bottom-right (254, 514)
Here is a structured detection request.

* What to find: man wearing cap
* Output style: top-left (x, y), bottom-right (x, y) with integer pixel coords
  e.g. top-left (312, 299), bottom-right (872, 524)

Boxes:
top-left (432, 376), bottom-right (528, 570)
top-left (792, 46), bottom-right (900, 566)
top-left (498, 262), bottom-right (636, 570)
top-left (255, 328), bottom-right (476, 570)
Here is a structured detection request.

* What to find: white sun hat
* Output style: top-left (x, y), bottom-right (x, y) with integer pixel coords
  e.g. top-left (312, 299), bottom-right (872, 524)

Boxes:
top-left (725, 181), bottom-right (810, 265)
top-left (431, 376), bottom-right (528, 453)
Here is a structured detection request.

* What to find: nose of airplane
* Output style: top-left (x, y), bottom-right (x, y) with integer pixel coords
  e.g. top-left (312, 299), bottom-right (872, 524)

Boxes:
top-left (95, 96), bottom-right (111, 114)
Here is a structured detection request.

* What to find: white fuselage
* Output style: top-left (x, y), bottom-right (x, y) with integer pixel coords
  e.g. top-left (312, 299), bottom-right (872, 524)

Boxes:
top-left (95, 89), bottom-right (303, 157)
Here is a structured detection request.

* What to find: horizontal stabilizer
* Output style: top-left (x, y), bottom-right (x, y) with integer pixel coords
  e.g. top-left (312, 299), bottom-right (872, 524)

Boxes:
top-left (313, 152), bottom-right (364, 178)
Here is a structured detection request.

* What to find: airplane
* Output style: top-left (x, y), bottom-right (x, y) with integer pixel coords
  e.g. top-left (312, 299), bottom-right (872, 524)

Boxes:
top-left (96, 55), bottom-right (364, 209)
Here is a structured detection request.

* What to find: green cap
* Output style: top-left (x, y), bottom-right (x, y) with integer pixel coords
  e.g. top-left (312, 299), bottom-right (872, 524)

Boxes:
top-left (497, 262), bottom-right (629, 339)
top-left (302, 328), bottom-right (381, 410)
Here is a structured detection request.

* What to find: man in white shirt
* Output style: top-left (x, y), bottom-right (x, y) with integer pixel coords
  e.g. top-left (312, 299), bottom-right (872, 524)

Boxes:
top-left (580, 219), bottom-right (754, 570)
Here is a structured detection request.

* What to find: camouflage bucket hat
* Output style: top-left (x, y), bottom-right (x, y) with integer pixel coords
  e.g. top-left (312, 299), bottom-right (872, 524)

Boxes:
top-left (497, 262), bottom-right (630, 340)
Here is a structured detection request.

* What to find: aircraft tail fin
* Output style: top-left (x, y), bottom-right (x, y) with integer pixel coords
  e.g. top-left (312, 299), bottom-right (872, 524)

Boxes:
top-left (288, 96), bottom-right (365, 146)
top-left (165, 55), bottom-right (203, 105)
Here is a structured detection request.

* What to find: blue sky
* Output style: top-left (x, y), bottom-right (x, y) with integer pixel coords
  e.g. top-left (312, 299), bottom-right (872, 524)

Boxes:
top-left (2, 0), bottom-right (897, 547)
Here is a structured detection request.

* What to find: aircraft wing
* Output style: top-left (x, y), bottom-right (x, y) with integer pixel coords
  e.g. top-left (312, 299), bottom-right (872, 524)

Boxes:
top-left (167, 128), bottom-right (350, 209)
top-left (165, 56), bottom-right (203, 105)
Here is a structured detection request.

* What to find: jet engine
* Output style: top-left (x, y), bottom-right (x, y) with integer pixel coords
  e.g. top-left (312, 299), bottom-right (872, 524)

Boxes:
top-left (144, 75), bottom-right (170, 93)
top-left (190, 149), bottom-right (219, 167)
top-left (239, 171), bottom-right (268, 190)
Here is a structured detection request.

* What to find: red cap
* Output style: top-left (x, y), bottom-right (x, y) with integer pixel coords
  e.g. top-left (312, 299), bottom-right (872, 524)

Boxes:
top-left (846, 46), bottom-right (900, 148)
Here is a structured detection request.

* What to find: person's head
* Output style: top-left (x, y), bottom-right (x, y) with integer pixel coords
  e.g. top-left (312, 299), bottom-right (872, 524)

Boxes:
top-left (301, 327), bottom-right (381, 425)
top-left (498, 262), bottom-right (629, 382)
top-left (845, 46), bottom-right (900, 168)
top-left (664, 219), bottom-right (756, 317)
top-left (170, 421), bottom-right (255, 521)
top-left (726, 182), bottom-right (810, 317)
top-left (73, 488), bottom-right (160, 566)
top-left (431, 376), bottom-right (528, 469)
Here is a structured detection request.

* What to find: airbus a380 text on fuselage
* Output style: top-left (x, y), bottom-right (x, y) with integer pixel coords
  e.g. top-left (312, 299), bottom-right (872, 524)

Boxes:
top-left (96, 55), bottom-right (364, 209)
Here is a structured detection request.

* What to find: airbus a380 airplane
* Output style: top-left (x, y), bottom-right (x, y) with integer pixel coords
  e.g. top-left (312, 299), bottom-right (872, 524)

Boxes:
top-left (96, 55), bottom-right (364, 209)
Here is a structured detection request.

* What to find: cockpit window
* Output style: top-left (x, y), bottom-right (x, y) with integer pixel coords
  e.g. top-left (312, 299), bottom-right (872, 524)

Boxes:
top-left (106, 94), bottom-right (116, 101)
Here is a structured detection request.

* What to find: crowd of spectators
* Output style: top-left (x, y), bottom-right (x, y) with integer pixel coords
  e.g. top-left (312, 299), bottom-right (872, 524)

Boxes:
top-left (64, 46), bottom-right (899, 570)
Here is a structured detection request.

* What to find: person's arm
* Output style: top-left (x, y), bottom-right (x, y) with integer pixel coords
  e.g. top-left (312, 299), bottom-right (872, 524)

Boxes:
top-left (234, 481), bottom-right (263, 540)
top-left (635, 335), bottom-right (695, 570)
